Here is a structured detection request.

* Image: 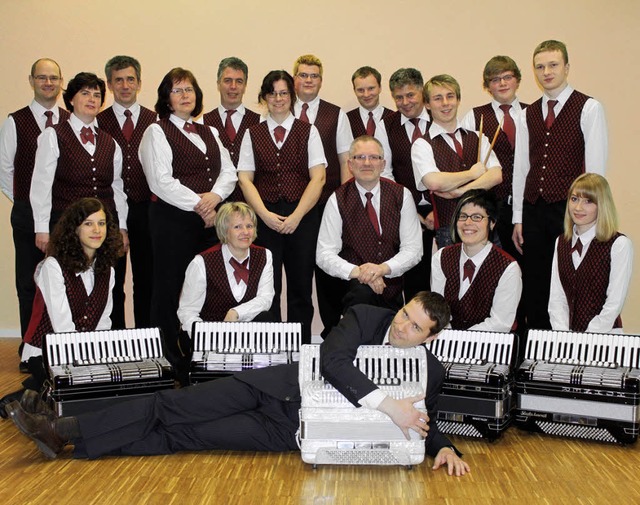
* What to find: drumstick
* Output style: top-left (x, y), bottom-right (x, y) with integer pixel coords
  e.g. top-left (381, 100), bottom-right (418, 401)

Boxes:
top-left (477, 114), bottom-right (483, 162)
top-left (483, 118), bottom-right (503, 166)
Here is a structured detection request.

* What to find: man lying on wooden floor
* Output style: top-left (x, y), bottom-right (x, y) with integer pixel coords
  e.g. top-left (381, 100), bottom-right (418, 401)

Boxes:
top-left (6, 291), bottom-right (470, 476)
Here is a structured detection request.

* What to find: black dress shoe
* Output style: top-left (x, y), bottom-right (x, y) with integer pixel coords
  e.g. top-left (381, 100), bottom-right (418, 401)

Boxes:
top-left (21, 390), bottom-right (57, 421)
top-left (0, 390), bottom-right (25, 419)
top-left (5, 401), bottom-right (66, 459)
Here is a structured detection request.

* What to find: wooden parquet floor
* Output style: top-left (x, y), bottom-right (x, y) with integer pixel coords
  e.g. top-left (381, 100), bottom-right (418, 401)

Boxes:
top-left (1, 337), bottom-right (639, 505)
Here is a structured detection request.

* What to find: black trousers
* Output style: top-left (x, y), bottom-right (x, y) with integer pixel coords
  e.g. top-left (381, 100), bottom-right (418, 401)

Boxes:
top-left (10, 200), bottom-right (44, 338)
top-left (73, 376), bottom-right (300, 459)
top-left (404, 205), bottom-right (433, 301)
top-left (126, 200), bottom-right (153, 328)
top-left (254, 200), bottom-right (318, 345)
top-left (521, 199), bottom-right (566, 330)
top-left (149, 200), bottom-right (218, 366)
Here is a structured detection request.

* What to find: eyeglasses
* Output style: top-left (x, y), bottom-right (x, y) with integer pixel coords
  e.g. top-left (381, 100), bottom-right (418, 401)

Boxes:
top-left (457, 213), bottom-right (488, 222)
top-left (297, 72), bottom-right (321, 80)
top-left (266, 90), bottom-right (290, 99)
top-left (489, 74), bottom-right (516, 85)
top-left (170, 87), bottom-right (195, 95)
top-left (33, 75), bottom-right (61, 83)
top-left (351, 154), bottom-right (384, 162)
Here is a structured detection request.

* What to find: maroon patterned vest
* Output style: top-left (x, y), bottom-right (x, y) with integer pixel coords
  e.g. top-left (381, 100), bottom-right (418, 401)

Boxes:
top-left (11, 106), bottom-right (70, 201)
top-left (199, 244), bottom-right (268, 321)
top-left (97, 106), bottom-right (156, 202)
top-left (441, 244), bottom-right (514, 330)
top-left (24, 263), bottom-right (111, 348)
top-left (311, 100), bottom-right (341, 205)
top-left (524, 91), bottom-right (590, 204)
top-left (250, 119), bottom-right (311, 203)
top-left (51, 121), bottom-right (116, 212)
top-left (202, 108), bottom-right (260, 203)
top-left (427, 130), bottom-right (479, 229)
top-left (556, 233), bottom-right (623, 332)
top-left (346, 107), bottom-right (394, 139)
top-left (383, 111), bottom-right (429, 207)
top-left (472, 103), bottom-right (528, 200)
top-left (157, 119), bottom-right (221, 194)
top-left (335, 179), bottom-right (404, 301)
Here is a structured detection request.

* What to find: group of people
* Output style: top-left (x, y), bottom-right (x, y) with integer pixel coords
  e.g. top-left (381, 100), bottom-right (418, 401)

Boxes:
top-left (0, 38), bottom-right (632, 472)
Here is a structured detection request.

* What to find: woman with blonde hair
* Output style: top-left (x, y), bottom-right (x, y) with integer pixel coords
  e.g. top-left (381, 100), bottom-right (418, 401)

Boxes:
top-left (549, 173), bottom-right (633, 332)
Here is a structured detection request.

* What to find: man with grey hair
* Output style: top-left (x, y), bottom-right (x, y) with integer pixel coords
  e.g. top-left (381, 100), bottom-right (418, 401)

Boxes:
top-left (97, 55), bottom-right (157, 328)
top-left (202, 57), bottom-right (260, 203)
top-left (375, 68), bottom-right (434, 301)
top-left (0, 58), bottom-right (69, 367)
top-left (316, 135), bottom-right (422, 336)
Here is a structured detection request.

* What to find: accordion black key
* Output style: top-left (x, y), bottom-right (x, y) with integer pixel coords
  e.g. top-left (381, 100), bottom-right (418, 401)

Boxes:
top-left (427, 329), bottom-right (517, 440)
top-left (189, 321), bottom-right (301, 383)
top-left (298, 344), bottom-right (428, 467)
top-left (44, 328), bottom-right (174, 416)
top-left (515, 330), bottom-right (640, 444)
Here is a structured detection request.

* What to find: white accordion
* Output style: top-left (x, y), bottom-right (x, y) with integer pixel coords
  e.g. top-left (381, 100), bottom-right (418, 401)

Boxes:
top-left (298, 344), bottom-right (428, 467)
top-left (190, 321), bottom-right (301, 383)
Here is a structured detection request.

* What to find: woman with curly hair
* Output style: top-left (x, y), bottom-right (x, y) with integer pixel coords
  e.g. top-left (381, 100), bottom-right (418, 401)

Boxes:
top-left (1, 197), bottom-right (122, 416)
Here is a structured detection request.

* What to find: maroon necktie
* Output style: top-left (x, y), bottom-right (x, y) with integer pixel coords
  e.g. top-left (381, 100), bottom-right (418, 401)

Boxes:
top-left (229, 257), bottom-right (249, 284)
top-left (299, 102), bottom-right (310, 123)
top-left (410, 117), bottom-right (422, 143)
top-left (366, 111), bottom-right (375, 136)
top-left (183, 122), bottom-right (197, 134)
top-left (571, 238), bottom-right (583, 256)
top-left (447, 132), bottom-right (464, 159)
top-left (463, 259), bottom-right (475, 282)
top-left (225, 109), bottom-right (237, 142)
top-left (122, 109), bottom-right (134, 142)
top-left (545, 100), bottom-right (558, 129)
top-left (274, 125), bottom-right (286, 144)
top-left (365, 192), bottom-right (381, 236)
top-left (44, 111), bottom-right (54, 128)
top-left (80, 126), bottom-right (95, 145)
top-left (499, 104), bottom-right (516, 148)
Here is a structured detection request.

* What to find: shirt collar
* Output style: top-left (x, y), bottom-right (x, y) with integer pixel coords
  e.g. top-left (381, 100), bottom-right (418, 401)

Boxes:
top-left (354, 180), bottom-right (381, 198)
top-left (112, 100), bottom-right (140, 118)
top-left (544, 84), bottom-right (574, 106)
top-left (400, 107), bottom-right (430, 126)
top-left (429, 119), bottom-right (465, 138)
top-left (69, 113), bottom-right (97, 131)
top-left (491, 98), bottom-right (523, 114)
top-left (221, 243), bottom-right (250, 263)
top-left (461, 241), bottom-right (493, 266)
top-left (266, 113), bottom-right (295, 131)
top-left (295, 95), bottom-right (320, 113)
top-left (170, 113), bottom-right (192, 129)
top-left (573, 223), bottom-right (596, 246)
top-left (30, 99), bottom-right (60, 120)
top-left (217, 103), bottom-right (246, 118)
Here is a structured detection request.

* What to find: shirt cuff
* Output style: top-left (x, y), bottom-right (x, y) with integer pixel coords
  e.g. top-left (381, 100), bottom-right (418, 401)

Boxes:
top-left (358, 389), bottom-right (387, 409)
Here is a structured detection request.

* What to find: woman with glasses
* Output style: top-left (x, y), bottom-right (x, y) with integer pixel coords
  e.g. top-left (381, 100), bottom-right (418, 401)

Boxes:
top-left (237, 70), bottom-right (326, 344)
top-left (139, 67), bottom-right (236, 378)
top-left (431, 189), bottom-right (521, 332)
top-left (549, 173), bottom-right (633, 333)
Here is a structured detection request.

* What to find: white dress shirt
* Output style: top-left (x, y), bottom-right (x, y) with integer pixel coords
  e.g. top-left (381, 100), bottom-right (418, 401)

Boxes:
top-left (21, 256), bottom-right (114, 360)
top-left (431, 242), bottom-right (522, 332)
top-left (412, 121), bottom-right (502, 192)
top-left (237, 113), bottom-right (327, 171)
top-left (293, 95), bottom-right (353, 154)
top-left (460, 98), bottom-right (526, 132)
top-left (512, 85), bottom-right (608, 223)
top-left (0, 100), bottom-right (65, 202)
top-left (138, 114), bottom-right (237, 212)
top-left (99, 101), bottom-right (142, 129)
top-left (177, 244), bottom-right (275, 331)
top-left (374, 108), bottom-right (431, 180)
top-left (30, 113), bottom-right (127, 232)
top-left (549, 225), bottom-right (633, 333)
top-left (316, 180), bottom-right (422, 279)
top-left (354, 104), bottom-right (388, 132)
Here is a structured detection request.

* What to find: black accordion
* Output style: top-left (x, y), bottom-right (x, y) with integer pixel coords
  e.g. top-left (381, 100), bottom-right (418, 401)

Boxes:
top-left (44, 328), bottom-right (174, 416)
top-left (515, 329), bottom-right (640, 444)
top-left (427, 329), bottom-right (517, 440)
top-left (189, 321), bottom-right (301, 383)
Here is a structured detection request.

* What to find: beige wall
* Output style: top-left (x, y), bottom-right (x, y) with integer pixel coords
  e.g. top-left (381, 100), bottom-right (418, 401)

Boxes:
top-left (1, 0), bottom-right (638, 335)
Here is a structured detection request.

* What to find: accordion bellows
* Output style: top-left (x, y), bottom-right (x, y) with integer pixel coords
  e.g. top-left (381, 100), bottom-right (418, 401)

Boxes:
top-left (298, 344), bottom-right (427, 467)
